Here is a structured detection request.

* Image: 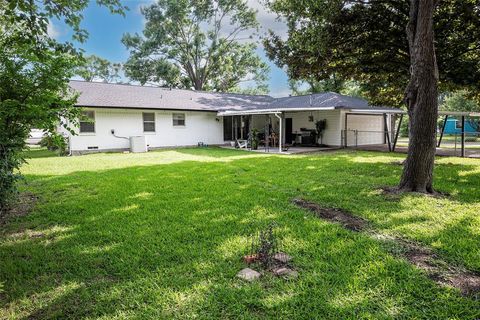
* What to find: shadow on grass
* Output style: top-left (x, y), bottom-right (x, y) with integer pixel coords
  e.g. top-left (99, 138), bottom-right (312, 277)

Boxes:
top-left (173, 146), bottom-right (249, 158)
top-left (1, 153), bottom-right (479, 318)
top-left (22, 147), bottom-right (58, 159)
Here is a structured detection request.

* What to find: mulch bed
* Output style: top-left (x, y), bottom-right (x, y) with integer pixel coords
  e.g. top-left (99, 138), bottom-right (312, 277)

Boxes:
top-left (293, 198), bottom-right (480, 298)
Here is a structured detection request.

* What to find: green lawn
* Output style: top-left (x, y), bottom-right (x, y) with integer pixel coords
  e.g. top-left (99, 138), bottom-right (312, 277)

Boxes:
top-left (1, 148), bottom-right (479, 319)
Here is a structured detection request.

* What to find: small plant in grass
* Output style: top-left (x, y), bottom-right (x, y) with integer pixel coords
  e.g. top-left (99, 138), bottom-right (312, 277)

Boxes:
top-left (257, 223), bottom-right (278, 269)
top-left (244, 223), bottom-right (278, 267)
top-left (239, 223), bottom-right (297, 281)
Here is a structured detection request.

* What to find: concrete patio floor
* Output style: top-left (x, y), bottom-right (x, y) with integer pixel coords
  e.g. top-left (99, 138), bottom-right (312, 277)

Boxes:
top-left (221, 144), bottom-right (480, 158)
top-left (220, 145), bottom-right (341, 155)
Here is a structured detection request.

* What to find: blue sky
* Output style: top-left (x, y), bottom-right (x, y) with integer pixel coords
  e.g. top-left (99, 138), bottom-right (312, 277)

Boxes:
top-left (49, 0), bottom-right (291, 97)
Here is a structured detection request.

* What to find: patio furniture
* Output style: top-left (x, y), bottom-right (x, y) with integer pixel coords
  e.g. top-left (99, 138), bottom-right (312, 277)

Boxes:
top-left (282, 144), bottom-right (291, 152)
top-left (270, 133), bottom-right (278, 147)
top-left (235, 139), bottom-right (248, 149)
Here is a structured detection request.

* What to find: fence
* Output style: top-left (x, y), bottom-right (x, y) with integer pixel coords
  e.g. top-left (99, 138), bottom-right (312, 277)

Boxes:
top-left (342, 129), bottom-right (391, 148)
top-left (437, 132), bottom-right (480, 157)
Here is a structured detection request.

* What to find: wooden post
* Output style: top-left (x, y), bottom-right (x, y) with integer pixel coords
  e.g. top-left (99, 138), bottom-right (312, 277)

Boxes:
top-left (384, 113), bottom-right (392, 152)
top-left (461, 115), bottom-right (465, 157)
top-left (392, 114), bottom-right (404, 152)
top-left (437, 114), bottom-right (448, 147)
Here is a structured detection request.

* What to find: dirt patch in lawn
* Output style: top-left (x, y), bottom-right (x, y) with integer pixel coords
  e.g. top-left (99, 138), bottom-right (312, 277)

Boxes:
top-left (293, 198), bottom-right (480, 298)
top-left (0, 192), bottom-right (38, 226)
top-left (292, 198), bottom-right (368, 232)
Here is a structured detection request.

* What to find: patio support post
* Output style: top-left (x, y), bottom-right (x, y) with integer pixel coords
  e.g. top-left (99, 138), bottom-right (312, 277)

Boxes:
top-left (344, 113), bottom-right (349, 148)
top-left (383, 113), bottom-right (392, 152)
top-left (275, 113), bottom-right (282, 153)
top-left (234, 116), bottom-right (238, 141)
top-left (437, 115), bottom-right (448, 147)
top-left (390, 114), bottom-right (396, 142)
top-left (265, 115), bottom-right (270, 152)
top-left (461, 115), bottom-right (466, 157)
top-left (392, 114), bottom-right (403, 152)
top-left (240, 116), bottom-right (244, 140)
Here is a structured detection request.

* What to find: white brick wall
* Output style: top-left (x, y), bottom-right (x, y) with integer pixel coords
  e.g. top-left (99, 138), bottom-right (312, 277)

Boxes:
top-left (65, 108), bottom-right (224, 152)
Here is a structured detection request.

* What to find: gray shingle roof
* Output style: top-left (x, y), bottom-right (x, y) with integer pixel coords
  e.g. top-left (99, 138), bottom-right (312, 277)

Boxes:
top-left (69, 80), bottom-right (274, 112)
top-left (265, 92), bottom-right (369, 110)
top-left (69, 81), bottom-right (402, 114)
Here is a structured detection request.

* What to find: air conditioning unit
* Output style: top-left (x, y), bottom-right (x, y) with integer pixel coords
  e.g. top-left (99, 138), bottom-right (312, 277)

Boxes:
top-left (129, 136), bottom-right (148, 153)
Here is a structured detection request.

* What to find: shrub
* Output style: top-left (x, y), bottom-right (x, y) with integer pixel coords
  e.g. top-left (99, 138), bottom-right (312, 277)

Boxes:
top-left (0, 145), bottom-right (23, 215)
top-left (39, 133), bottom-right (69, 156)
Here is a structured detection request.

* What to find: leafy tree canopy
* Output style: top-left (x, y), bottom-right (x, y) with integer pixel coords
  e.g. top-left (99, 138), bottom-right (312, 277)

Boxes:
top-left (76, 55), bottom-right (123, 83)
top-left (0, 0), bottom-right (126, 212)
top-left (122, 0), bottom-right (269, 92)
top-left (441, 90), bottom-right (480, 130)
top-left (289, 76), bottom-right (365, 98)
top-left (264, 0), bottom-right (480, 107)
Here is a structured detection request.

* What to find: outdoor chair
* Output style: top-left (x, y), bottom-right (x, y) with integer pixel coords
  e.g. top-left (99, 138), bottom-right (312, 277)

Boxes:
top-left (235, 139), bottom-right (248, 149)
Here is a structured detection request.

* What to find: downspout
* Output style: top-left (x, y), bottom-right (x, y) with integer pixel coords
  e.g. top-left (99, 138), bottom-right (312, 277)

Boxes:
top-left (274, 112), bottom-right (282, 153)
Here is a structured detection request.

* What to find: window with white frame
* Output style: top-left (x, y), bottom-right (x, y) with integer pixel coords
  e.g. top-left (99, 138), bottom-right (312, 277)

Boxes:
top-left (172, 113), bottom-right (185, 126)
top-left (143, 112), bottom-right (156, 132)
top-left (79, 110), bottom-right (95, 133)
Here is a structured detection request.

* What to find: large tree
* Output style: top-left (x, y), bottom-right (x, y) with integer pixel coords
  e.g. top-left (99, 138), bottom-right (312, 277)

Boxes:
top-left (76, 55), bottom-right (123, 83)
top-left (265, 0), bottom-right (480, 193)
top-left (399, 0), bottom-right (438, 192)
top-left (0, 0), bottom-right (126, 213)
top-left (122, 0), bottom-right (269, 92)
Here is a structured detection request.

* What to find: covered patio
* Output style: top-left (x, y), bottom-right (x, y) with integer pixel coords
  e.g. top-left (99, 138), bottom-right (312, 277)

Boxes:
top-left (219, 92), bottom-right (480, 158)
top-left (219, 92), bottom-right (402, 153)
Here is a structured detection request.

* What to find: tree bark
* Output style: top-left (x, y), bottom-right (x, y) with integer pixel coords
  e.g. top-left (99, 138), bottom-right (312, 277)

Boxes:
top-left (399, 0), bottom-right (439, 193)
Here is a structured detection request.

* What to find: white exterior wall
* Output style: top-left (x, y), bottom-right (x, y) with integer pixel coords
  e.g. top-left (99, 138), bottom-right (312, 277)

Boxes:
top-left (284, 110), bottom-right (343, 146)
top-left (250, 110), bottom-right (343, 146)
top-left (67, 108), bottom-right (224, 152)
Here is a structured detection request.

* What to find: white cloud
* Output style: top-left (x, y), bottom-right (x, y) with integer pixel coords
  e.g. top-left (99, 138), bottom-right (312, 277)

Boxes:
top-left (247, 0), bottom-right (288, 41)
top-left (270, 87), bottom-right (291, 98)
top-left (47, 21), bottom-right (62, 39)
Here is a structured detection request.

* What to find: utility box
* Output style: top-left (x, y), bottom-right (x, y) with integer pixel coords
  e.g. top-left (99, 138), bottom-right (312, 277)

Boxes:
top-left (129, 136), bottom-right (148, 153)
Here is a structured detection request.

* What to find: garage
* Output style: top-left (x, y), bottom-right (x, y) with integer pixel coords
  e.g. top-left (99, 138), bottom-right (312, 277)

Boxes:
top-left (344, 113), bottom-right (386, 146)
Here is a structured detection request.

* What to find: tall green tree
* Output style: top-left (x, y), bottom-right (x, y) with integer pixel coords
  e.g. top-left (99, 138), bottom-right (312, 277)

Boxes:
top-left (0, 0), bottom-right (126, 214)
top-left (76, 55), bottom-right (123, 83)
top-left (265, 0), bottom-right (480, 193)
top-left (289, 77), bottom-right (364, 98)
top-left (122, 0), bottom-right (269, 92)
top-left (289, 76), bottom-right (344, 96)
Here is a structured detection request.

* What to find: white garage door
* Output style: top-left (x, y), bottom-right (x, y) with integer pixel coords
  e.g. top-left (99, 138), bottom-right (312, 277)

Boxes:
top-left (345, 114), bottom-right (385, 146)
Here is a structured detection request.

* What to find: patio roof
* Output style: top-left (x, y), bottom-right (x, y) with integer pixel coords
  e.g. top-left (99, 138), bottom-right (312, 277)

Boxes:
top-left (217, 92), bottom-right (404, 116)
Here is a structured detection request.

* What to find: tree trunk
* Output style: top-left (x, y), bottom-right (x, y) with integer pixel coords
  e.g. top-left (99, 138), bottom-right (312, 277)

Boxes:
top-left (399, 0), bottom-right (439, 193)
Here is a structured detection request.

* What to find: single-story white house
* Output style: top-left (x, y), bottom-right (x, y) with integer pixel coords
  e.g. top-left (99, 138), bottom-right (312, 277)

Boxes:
top-left (62, 81), bottom-right (402, 154)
